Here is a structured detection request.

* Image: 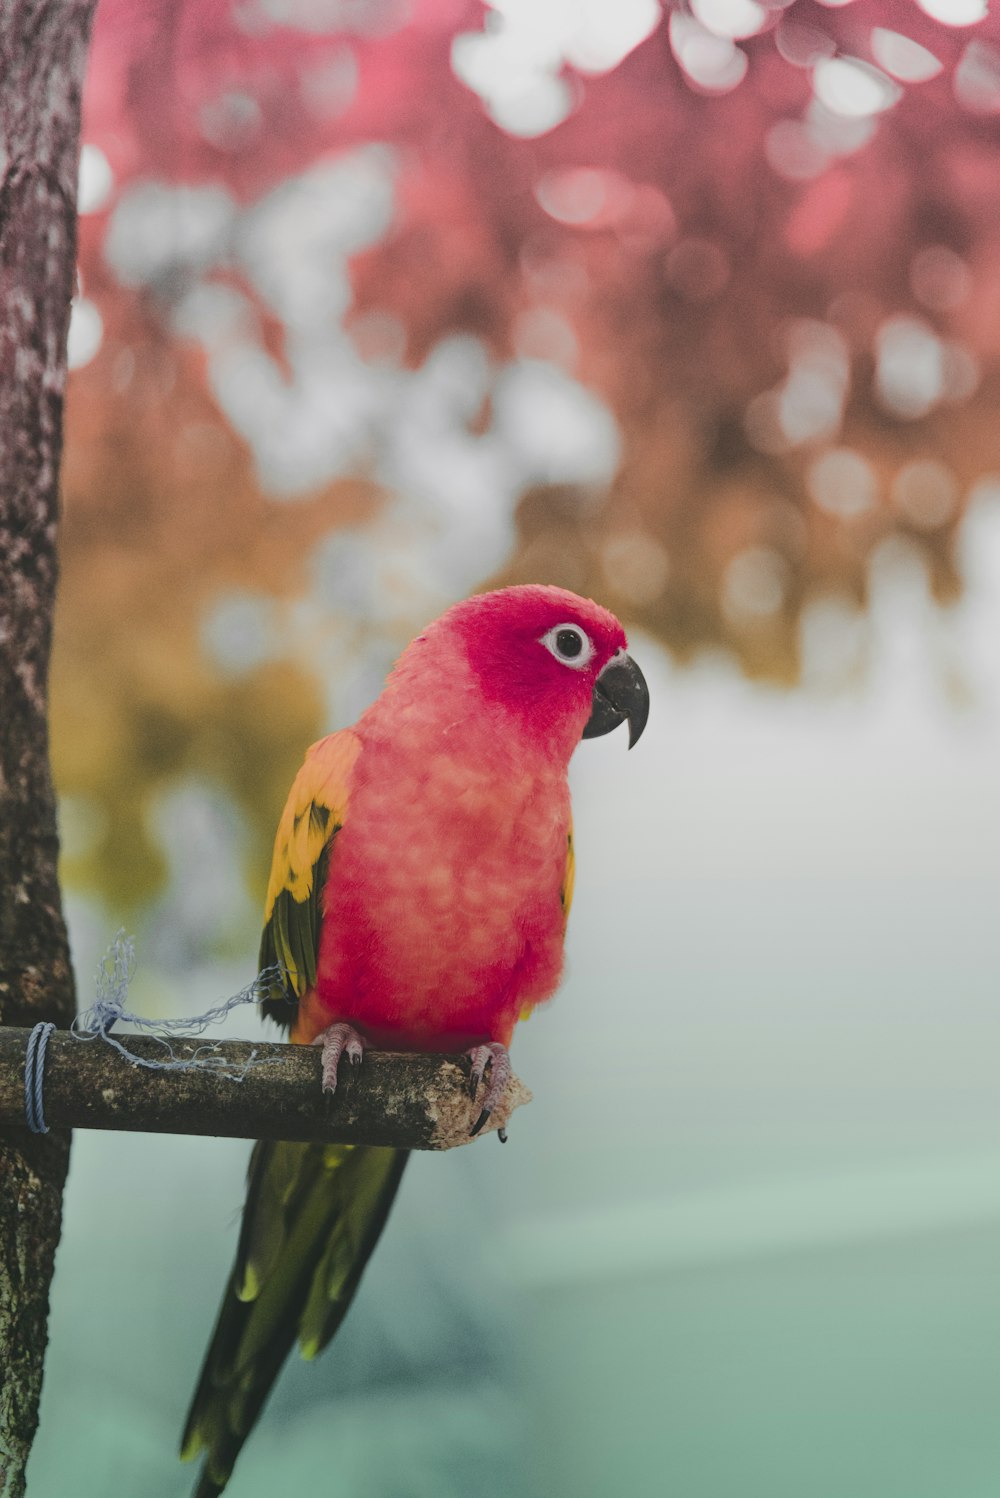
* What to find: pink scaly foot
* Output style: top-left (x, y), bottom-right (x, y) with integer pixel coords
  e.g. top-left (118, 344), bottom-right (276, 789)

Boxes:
top-left (313, 1021), bottom-right (366, 1095)
top-left (466, 1042), bottom-right (512, 1139)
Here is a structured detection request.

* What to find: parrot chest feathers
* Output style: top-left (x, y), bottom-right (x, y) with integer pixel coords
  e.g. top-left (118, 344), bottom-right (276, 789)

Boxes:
top-left (314, 738), bottom-right (571, 1048)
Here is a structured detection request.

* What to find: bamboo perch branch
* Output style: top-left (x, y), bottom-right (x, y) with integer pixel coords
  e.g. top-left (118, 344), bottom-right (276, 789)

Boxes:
top-left (0, 1029), bottom-right (531, 1150)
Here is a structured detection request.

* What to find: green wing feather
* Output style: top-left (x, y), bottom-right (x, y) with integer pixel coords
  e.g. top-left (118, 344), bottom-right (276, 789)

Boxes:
top-left (181, 731), bottom-right (408, 1497)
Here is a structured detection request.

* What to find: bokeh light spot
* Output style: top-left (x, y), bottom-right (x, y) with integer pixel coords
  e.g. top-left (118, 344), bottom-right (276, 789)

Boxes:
top-left (238, 0), bottom-right (363, 32)
top-left (891, 459), bottom-right (959, 530)
top-left (721, 546), bottom-right (788, 622)
top-left (690, 0), bottom-right (767, 42)
top-left (239, 151), bottom-right (394, 329)
top-left (512, 307), bottom-right (579, 368)
top-left (787, 318), bottom-right (850, 374)
top-left (199, 90), bottom-right (263, 152)
top-left (875, 315), bottom-right (944, 419)
top-left (775, 20), bottom-right (836, 68)
top-left (453, 0), bottom-right (659, 137)
top-left (172, 282), bottom-right (255, 349)
top-left (451, 24), bottom-right (573, 139)
top-left (105, 182), bottom-right (236, 287)
top-left (915, 0), bottom-right (987, 25)
top-left (765, 119), bottom-right (830, 181)
top-left (78, 143), bottom-right (113, 214)
top-left (910, 244), bottom-right (971, 311)
top-left (669, 14), bottom-right (749, 93)
top-left (536, 167), bottom-right (607, 225)
top-left (870, 29), bottom-right (943, 83)
top-left (201, 592), bottom-right (276, 675)
top-left (601, 531), bottom-right (670, 605)
top-left (557, 0), bottom-right (662, 73)
top-left (813, 56), bottom-right (901, 118)
top-left (476, 0), bottom-right (662, 78)
top-left (954, 41), bottom-right (1000, 114)
top-left (490, 72), bottom-right (576, 137)
top-left (493, 360), bottom-right (621, 485)
top-left (941, 340), bottom-right (980, 403)
top-left (807, 448), bottom-right (877, 517)
top-left (777, 319), bottom-right (850, 444)
top-left (67, 298), bottom-right (103, 369)
top-left (805, 98), bottom-right (876, 156)
top-left (779, 369), bottom-right (840, 443)
top-left (311, 530), bottom-right (378, 617)
top-left (300, 48), bottom-right (358, 119)
top-left (535, 167), bottom-right (637, 228)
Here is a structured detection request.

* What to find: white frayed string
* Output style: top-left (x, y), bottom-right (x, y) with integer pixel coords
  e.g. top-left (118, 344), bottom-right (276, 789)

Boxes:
top-left (71, 930), bottom-right (286, 1082)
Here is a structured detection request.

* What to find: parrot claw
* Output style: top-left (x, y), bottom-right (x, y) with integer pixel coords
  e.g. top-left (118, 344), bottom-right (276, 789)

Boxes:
top-left (465, 1042), bottom-right (512, 1137)
top-left (313, 1022), bottom-right (367, 1095)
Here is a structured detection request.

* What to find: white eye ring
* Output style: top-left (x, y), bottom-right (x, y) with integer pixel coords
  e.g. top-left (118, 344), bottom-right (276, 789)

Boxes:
top-left (540, 623), bottom-right (594, 670)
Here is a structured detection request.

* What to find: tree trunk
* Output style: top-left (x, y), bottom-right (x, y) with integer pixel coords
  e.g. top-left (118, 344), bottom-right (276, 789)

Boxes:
top-left (0, 4), bottom-right (96, 1494)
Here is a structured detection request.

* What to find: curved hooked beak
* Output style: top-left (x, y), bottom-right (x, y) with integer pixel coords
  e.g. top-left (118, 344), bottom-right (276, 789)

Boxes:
top-left (582, 650), bottom-right (649, 749)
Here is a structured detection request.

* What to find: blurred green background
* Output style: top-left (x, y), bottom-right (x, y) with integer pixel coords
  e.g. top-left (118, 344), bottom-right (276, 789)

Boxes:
top-left (29, 1), bottom-right (1000, 1495)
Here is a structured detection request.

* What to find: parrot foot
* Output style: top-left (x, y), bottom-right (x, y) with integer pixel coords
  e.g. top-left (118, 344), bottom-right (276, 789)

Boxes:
top-left (466, 1042), bottom-right (512, 1138)
top-left (313, 1022), bottom-right (366, 1095)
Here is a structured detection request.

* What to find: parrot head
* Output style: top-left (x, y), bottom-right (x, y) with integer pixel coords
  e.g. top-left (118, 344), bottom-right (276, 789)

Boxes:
top-left (409, 585), bottom-right (649, 757)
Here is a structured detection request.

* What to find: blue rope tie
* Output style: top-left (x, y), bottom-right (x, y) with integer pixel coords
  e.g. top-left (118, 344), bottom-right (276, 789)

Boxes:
top-left (22, 934), bottom-right (286, 1132)
top-left (72, 931), bottom-right (284, 1080)
top-left (24, 1021), bottom-right (55, 1134)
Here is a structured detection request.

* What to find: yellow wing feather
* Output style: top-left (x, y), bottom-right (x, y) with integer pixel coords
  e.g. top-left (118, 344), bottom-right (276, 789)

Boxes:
top-left (263, 732), bottom-right (357, 919)
top-left (258, 730), bottom-right (360, 1023)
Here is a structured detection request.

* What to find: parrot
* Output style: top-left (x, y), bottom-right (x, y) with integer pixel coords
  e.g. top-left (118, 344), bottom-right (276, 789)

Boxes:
top-left (180, 584), bottom-right (649, 1496)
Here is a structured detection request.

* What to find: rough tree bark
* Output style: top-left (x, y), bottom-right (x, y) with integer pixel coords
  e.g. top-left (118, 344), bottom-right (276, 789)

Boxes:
top-left (0, 5), bottom-right (97, 1495)
top-left (0, 1030), bottom-right (531, 1147)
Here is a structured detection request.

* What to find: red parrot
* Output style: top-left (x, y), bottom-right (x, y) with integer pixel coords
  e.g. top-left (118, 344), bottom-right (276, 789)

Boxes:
top-left (180, 584), bottom-right (648, 1495)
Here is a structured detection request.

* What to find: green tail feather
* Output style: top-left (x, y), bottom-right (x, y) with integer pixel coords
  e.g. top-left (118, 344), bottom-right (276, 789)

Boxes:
top-left (181, 1139), bottom-right (408, 1495)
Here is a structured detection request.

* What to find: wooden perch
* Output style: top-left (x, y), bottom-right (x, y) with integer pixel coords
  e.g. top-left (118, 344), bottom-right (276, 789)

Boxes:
top-left (0, 1028), bottom-right (531, 1150)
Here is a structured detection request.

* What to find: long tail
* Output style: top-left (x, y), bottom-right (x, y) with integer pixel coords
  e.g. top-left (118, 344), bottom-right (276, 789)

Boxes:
top-left (181, 1139), bottom-right (408, 1497)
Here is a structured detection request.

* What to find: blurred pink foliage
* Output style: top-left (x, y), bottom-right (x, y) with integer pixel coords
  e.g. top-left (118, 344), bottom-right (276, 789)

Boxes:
top-left (57, 0), bottom-right (1000, 905)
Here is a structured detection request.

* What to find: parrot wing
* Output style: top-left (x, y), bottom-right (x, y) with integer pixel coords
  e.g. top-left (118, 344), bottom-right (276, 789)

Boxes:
top-left (258, 728), bottom-right (361, 1030)
top-left (181, 729), bottom-right (409, 1498)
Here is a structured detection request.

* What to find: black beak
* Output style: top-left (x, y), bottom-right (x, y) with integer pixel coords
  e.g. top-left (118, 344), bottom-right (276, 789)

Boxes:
top-left (582, 651), bottom-right (649, 749)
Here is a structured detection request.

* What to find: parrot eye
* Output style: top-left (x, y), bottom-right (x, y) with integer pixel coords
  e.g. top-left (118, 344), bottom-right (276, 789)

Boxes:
top-left (540, 624), bottom-right (594, 670)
